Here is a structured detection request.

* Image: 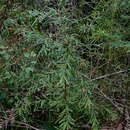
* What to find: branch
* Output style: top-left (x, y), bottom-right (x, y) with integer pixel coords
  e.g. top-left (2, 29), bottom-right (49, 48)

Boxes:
top-left (98, 88), bottom-right (123, 114)
top-left (15, 121), bottom-right (42, 130)
top-left (90, 69), bottom-right (129, 81)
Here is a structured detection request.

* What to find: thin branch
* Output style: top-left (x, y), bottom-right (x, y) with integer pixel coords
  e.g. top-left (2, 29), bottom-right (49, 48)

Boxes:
top-left (97, 88), bottom-right (123, 114)
top-left (15, 121), bottom-right (43, 130)
top-left (1, 113), bottom-right (43, 130)
top-left (90, 69), bottom-right (129, 81)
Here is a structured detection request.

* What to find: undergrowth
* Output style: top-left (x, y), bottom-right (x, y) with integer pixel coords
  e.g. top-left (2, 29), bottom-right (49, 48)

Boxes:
top-left (0, 0), bottom-right (130, 129)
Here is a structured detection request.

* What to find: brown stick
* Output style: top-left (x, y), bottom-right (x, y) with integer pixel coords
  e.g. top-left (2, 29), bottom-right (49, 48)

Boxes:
top-left (98, 88), bottom-right (123, 114)
top-left (90, 69), bottom-right (129, 81)
top-left (15, 121), bottom-right (42, 130)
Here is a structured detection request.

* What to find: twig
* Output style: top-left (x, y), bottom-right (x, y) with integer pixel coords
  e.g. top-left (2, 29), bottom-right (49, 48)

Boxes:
top-left (90, 69), bottom-right (129, 81)
top-left (1, 114), bottom-right (43, 130)
top-left (15, 121), bottom-right (42, 130)
top-left (97, 88), bottom-right (123, 114)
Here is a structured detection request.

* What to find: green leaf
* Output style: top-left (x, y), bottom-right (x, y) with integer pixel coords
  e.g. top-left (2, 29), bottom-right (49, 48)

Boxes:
top-left (25, 67), bottom-right (34, 73)
top-left (127, 50), bottom-right (130, 53)
top-left (28, 10), bottom-right (41, 17)
top-left (24, 52), bottom-right (30, 57)
top-left (111, 41), bottom-right (130, 47)
top-left (30, 51), bottom-right (36, 57)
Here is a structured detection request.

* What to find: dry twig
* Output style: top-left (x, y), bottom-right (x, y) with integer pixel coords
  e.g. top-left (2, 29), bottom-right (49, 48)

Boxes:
top-left (90, 69), bottom-right (129, 81)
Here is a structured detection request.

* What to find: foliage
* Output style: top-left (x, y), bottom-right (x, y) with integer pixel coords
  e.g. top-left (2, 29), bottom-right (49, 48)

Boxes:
top-left (0, 0), bottom-right (130, 129)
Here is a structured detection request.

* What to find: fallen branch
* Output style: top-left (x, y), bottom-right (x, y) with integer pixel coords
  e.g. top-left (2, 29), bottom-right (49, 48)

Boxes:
top-left (1, 119), bottom-right (42, 130)
top-left (15, 121), bottom-right (42, 130)
top-left (90, 69), bottom-right (129, 81)
top-left (98, 88), bottom-right (123, 114)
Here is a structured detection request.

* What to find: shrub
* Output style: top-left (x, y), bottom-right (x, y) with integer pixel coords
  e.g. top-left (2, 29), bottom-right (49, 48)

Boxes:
top-left (0, 0), bottom-right (129, 129)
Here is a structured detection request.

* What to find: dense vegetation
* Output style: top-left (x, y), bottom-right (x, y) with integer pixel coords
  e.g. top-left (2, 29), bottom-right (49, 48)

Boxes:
top-left (0, 0), bottom-right (130, 129)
